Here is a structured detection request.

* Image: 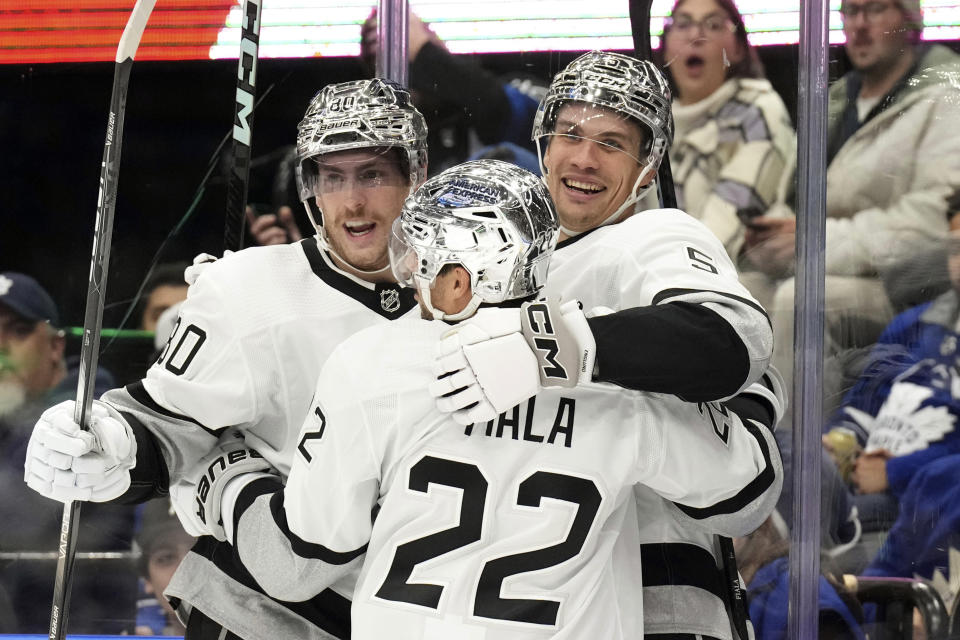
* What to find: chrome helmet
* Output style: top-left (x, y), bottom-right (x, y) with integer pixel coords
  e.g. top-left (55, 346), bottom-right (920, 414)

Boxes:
top-left (390, 159), bottom-right (558, 320)
top-left (295, 78), bottom-right (428, 226)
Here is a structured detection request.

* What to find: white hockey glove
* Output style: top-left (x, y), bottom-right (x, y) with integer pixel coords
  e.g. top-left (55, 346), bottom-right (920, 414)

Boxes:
top-left (183, 250), bottom-right (233, 286)
top-left (432, 298), bottom-right (597, 426)
top-left (183, 431), bottom-right (279, 542)
top-left (24, 399), bottom-right (136, 503)
top-left (741, 364), bottom-right (788, 430)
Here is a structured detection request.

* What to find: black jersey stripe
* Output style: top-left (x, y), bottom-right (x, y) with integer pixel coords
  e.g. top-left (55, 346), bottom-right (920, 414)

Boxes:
top-left (651, 287), bottom-right (771, 325)
top-left (117, 410), bottom-right (170, 502)
top-left (299, 238), bottom-right (416, 320)
top-left (267, 488), bottom-right (369, 564)
top-left (672, 420), bottom-right (776, 520)
top-left (640, 542), bottom-right (724, 600)
top-left (231, 475), bottom-right (284, 543)
top-left (191, 535), bottom-right (353, 639)
top-left (125, 381), bottom-right (222, 437)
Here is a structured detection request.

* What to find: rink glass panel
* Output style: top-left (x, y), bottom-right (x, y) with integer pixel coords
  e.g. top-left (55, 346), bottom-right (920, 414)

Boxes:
top-left (4, 0), bottom-right (960, 637)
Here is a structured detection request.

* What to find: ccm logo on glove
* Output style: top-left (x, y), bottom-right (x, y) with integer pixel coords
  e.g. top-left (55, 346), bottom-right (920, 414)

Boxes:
top-left (524, 301), bottom-right (570, 384)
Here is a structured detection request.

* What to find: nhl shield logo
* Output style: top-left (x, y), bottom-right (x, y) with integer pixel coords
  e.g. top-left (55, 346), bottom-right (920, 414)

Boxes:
top-left (380, 288), bottom-right (400, 313)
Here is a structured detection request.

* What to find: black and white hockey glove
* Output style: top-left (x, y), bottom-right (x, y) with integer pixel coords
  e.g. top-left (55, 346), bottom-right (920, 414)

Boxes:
top-left (432, 298), bottom-right (597, 426)
top-left (729, 364), bottom-right (788, 431)
top-left (182, 431), bottom-right (279, 542)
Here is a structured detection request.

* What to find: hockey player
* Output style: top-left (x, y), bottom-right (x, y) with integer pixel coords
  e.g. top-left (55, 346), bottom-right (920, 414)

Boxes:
top-left (24, 67), bottom-right (776, 640)
top-left (432, 51), bottom-right (783, 639)
top-left (24, 78), bottom-right (429, 639)
top-left (210, 160), bottom-right (780, 639)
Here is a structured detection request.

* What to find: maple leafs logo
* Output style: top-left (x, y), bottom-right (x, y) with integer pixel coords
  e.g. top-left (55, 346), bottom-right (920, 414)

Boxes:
top-left (844, 381), bottom-right (955, 456)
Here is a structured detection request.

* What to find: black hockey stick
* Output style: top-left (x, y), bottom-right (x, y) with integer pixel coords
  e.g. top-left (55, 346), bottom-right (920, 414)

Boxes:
top-left (224, 0), bottom-right (263, 252)
top-left (48, 1), bottom-right (156, 638)
top-left (628, 0), bottom-right (678, 211)
top-left (628, 2), bottom-right (749, 639)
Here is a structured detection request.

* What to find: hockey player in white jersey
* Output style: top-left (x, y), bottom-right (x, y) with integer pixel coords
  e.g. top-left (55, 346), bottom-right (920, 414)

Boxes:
top-left (23, 78), bottom-right (429, 639)
top-left (23, 68), bottom-right (776, 640)
top-left (214, 159), bottom-right (779, 640)
top-left (432, 52), bottom-right (783, 640)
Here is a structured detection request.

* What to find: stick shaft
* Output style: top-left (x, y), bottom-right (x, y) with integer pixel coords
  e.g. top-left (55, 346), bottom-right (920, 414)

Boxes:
top-left (224, 0), bottom-right (263, 252)
top-left (49, 0), bottom-right (155, 636)
top-left (628, 2), bottom-right (742, 638)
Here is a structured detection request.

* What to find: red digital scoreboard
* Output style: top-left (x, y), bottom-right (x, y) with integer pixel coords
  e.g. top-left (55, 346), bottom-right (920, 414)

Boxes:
top-left (1, 0), bottom-right (957, 64)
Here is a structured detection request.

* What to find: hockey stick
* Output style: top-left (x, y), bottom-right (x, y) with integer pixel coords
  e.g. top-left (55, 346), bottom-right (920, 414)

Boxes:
top-left (628, 2), bottom-right (749, 639)
top-left (48, 1), bottom-right (156, 638)
top-left (224, 0), bottom-right (263, 252)
top-left (628, 0), bottom-right (678, 211)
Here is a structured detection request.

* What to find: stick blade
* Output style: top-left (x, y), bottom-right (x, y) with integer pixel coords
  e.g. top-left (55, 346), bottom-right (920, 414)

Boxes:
top-left (116, 0), bottom-right (158, 62)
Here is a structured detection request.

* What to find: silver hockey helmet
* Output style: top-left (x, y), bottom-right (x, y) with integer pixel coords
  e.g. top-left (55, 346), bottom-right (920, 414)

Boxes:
top-left (533, 51), bottom-right (673, 167)
top-left (390, 159), bottom-right (558, 321)
top-left (295, 78), bottom-right (428, 221)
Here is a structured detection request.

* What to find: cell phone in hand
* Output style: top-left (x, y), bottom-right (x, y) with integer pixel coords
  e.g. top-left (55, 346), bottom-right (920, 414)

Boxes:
top-left (737, 207), bottom-right (764, 230)
top-left (248, 203), bottom-right (274, 219)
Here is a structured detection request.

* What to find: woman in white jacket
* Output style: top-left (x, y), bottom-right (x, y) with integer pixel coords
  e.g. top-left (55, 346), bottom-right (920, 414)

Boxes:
top-left (659, 0), bottom-right (795, 259)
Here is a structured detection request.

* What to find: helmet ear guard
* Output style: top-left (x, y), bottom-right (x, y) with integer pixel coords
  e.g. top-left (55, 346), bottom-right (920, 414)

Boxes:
top-left (389, 159), bottom-right (559, 321)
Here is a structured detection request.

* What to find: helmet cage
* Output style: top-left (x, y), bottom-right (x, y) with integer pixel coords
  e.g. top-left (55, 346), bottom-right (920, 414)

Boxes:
top-left (532, 51), bottom-right (674, 173)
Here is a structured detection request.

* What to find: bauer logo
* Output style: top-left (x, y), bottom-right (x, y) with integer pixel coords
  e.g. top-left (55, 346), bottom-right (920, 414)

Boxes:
top-left (318, 119), bottom-right (361, 132)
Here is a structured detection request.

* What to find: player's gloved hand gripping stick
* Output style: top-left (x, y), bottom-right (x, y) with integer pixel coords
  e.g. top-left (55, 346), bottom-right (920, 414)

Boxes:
top-left (27, 2), bottom-right (157, 637)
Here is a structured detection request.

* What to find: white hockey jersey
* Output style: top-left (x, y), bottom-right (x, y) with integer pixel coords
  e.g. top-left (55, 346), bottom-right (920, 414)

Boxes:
top-left (232, 317), bottom-right (772, 640)
top-left (100, 238), bottom-right (418, 639)
top-left (546, 208), bottom-right (782, 639)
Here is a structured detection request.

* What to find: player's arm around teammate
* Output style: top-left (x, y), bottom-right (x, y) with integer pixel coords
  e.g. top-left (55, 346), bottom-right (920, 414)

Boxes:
top-left (206, 162), bottom-right (779, 622)
top-left (432, 52), bottom-right (773, 434)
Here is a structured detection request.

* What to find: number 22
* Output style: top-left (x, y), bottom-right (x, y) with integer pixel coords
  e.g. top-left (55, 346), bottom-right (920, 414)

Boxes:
top-left (375, 455), bottom-right (602, 626)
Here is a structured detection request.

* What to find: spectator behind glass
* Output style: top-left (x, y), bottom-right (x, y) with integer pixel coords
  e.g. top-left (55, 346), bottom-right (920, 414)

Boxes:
top-left (248, 11), bottom-right (546, 248)
top-left (137, 262), bottom-right (189, 332)
top-left (658, 0), bottom-right (795, 258)
top-left (812, 208), bottom-right (960, 597)
top-left (0, 272), bottom-right (135, 633)
top-left (133, 499), bottom-right (195, 636)
top-left (360, 9), bottom-right (543, 174)
top-left (735, 515), bottom-right (866, 640)
top-left (0, 272), bottom-right (66, 415)
top-left (742, 0), bottom-right (960, 418)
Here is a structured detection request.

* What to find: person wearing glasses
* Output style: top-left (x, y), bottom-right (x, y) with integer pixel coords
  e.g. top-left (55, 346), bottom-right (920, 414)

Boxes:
top-left (742, 0), bottom-right (960, 422)
top-left (659, 0), bottom-right (795, 259)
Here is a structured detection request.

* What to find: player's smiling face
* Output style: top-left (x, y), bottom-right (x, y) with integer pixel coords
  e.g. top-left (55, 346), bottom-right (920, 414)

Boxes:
top-left (314, 148), bottom-right (411, 277)
top-left (542, 103), bottom-right (652, 237)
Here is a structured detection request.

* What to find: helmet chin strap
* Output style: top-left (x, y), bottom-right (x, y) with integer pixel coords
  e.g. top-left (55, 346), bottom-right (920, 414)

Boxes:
top-left (302, 202), bottom-right (393, 277)
top-left (300, 178), bottom-right (420, 278)
top-left (557, 164), bottom-right (656, 238)
top-left (416, 276), bottom-right (483, 322)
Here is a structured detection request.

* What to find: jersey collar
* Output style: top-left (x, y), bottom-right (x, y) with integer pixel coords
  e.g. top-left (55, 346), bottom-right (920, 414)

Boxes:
top-left (299, 238), bottom-right (417, 320)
